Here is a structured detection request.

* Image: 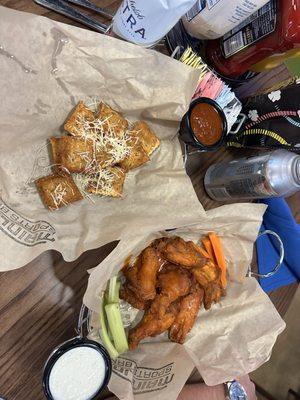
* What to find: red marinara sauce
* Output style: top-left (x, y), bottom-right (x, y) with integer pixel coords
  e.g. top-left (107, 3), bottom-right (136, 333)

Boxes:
top-left (190, 103), bottom-right (223, 146)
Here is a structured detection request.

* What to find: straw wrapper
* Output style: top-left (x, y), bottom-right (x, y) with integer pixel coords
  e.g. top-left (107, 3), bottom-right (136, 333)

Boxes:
top-left (84, 203), bottom-right (285, 399)
top-left (0, 6), bottom-right (202, 270)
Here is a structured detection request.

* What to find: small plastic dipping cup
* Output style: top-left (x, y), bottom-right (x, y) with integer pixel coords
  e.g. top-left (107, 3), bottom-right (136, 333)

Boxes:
top-left (179, 97), bottom-right (227, 151)
top-left (43, 337), bottom-right (112, 400)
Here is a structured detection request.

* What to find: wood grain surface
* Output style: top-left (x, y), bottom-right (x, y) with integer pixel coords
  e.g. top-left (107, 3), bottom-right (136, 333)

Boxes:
top-left (0, 1), bottom-right (299, 399)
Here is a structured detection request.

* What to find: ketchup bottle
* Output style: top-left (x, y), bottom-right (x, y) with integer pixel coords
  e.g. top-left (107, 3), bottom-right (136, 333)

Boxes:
top-left (205, 0), bottom-right (300, 78)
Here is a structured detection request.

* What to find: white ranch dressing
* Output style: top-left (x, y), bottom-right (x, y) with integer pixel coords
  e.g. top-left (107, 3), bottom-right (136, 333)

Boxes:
top-left (49, 346), bottom-right (106, 400)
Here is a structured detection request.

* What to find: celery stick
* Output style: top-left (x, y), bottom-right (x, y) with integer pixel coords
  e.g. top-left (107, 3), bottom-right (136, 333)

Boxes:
top-left (99, 303), bottom-right (119, 360)
top-left (114, 281), bottom-right (121, 302)
top-left (105, 303), bottom-right (128, 354)
top-left (108, 277), bottom-right (121, 303)
top-left (108, 276), bottom-right (117, 304)
top-left (103, 292), bottom-right (113, 340)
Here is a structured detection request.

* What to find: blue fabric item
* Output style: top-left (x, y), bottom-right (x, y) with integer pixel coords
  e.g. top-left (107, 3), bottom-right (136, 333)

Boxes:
top-left (257, 198), bottom-right (300, 292)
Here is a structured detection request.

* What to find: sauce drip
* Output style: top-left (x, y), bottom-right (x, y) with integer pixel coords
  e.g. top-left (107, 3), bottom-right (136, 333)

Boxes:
top-left (190, 103), bottom-right (223, 146)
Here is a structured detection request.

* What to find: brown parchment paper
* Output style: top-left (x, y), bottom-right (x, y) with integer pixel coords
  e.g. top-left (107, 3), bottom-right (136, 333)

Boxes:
top-left (0, 6), bottom-right (203, 270)
top-left (83, 203), bottom-right (286, 399)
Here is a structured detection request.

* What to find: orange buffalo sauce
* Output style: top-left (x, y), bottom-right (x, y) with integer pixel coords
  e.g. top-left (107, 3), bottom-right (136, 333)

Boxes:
top-left (190, 103), bottom-right (223, 146)
top-left (121, 254), bottom-right (132, 272)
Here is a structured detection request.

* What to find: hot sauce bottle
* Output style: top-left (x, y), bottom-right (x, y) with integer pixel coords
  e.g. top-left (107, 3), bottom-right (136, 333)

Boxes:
top-left (205, 0), bottom-right (300, 78)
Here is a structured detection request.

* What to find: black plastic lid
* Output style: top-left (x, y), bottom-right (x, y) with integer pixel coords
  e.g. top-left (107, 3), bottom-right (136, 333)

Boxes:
top-left (43, 337), bottom-right (112, 400)
top-left (179, 97), bottom-right (227, 152)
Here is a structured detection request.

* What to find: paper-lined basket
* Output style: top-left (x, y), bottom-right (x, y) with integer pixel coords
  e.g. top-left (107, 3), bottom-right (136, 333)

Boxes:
top-left (83, 203), bottom-right (285, 400)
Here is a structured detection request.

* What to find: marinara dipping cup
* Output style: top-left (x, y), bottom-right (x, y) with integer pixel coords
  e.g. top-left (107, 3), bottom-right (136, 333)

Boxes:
top-left (179, 97), bottom-right (227, 151)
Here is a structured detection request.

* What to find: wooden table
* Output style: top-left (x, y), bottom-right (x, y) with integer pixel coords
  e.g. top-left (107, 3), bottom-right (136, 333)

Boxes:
top-left (0, 1), bottom-right (299, 399)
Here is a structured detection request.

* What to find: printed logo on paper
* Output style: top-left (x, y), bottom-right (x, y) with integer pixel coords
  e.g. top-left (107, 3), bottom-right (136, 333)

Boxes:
top-left (113, 357), bottom-right (174, 394)
top-left (0, 199), bottom-right (56, 246)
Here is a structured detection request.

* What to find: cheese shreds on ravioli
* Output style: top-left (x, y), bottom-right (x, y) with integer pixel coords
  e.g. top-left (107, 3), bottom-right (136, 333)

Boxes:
top-left (130, 121), bottom-right (160, 156)
top-left (64, 101), bottom-right (95, 137)
top-left (36, 101), bottom-right (161, 209)
top-left (119, 142), bottom-right (150, 171)
top-left (49, 136), bottom-right (99, 173)
top-left (87, 166), bottom-right (126, 198)
top-left (97, 102), bottom-right (129, 137)
top-left (35, 174), bottom-right (83, 210)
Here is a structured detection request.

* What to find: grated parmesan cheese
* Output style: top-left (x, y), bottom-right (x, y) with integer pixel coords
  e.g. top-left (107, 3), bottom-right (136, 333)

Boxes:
top-left (74, 112), bottom-right (133, 168)
top-left (72, 173), bottom-right (95, 204)
top-left (50, 183), bottom-right (73, 210)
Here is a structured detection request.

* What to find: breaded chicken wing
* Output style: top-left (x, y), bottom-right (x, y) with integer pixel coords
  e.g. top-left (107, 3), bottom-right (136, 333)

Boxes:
top-left (119, 286), bottom-right (149, 310)
top-left (192, 259), bottom-right (224, 310)
top-left (123, 246), bottom-right (161, 301)
top-left (151, 266), bottom-right (191, 318)
top-left (151, 237), bottom-right (171, 253)
top-left (123, 235), bottom-right (226, 351)
top-left (128, 308), bottom-right (176, 350)
top-left (192, 259), bottom-right (220, 288)
top-left (139, 247), bottom-right (162, 299)
top-left (159, 237), bottom-right (207, 269)
top-left (169, 286), bottom-right (204, 344)
top-left (122, 256), bottom-right (139, 294)
top-left (203, 278), bottom-right (225, 310)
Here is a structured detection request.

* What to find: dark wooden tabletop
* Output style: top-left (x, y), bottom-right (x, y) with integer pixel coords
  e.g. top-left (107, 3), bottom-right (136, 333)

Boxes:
top-left (0, 1), bottom-right (299, 399)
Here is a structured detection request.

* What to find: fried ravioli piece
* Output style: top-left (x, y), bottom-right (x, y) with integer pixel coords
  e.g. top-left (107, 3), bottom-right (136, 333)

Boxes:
top-left (128, 307), bottom-right (176, 351)
top-left (97, 102), bottom-right (129, 137)
top-left (95, 149), bottom-right (115, 168)
top-left (50, 136), bottom-right (103, 173)
top-left (50, 136), bottom-right (111, 173)
top-left (120, 286), bottom-right (149, 310)
top-left (87, 166), bottom-right (125, 198)
top-left (64, 101), bottom-right (95, 137)
top-left (49, 137), bottom-right (67, 175)
top-left (130, 121), bottom-right (160, 156)
top-left (35, 174), bottom-right (83, 210)
top-left (54, 136), bottom-right (94, 173)
top-left (118, 141), bottom-right (150, 171)
top-left (169, 286), bottom-right (204, 344)
top-left (49, 137), bottom-right (60, 166)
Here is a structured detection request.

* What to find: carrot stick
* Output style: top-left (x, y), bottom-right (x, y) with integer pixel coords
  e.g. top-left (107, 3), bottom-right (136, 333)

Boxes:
top-left (208, 232), bottom-right (227, 288)
top-left (201, 237), bottom-right (216, 263)
top-left (191, 242), bottom-right (211, 259)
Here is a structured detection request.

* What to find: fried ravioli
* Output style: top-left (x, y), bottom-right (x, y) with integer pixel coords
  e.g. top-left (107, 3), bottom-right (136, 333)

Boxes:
top-left (64, 101), bottom-right (95, 137)
top-left (118, 142), bottom-right (150, 171)
top-left (97, 102), bottom-right (129, 137)
top-left (130, 121), bottom-right (160, 156)
top-left (50, 136), bottom-right (100, 173)
top-left (35, 173), bottom-right (83, 210)
top-left (87, 166), bottom-right (125, 197)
